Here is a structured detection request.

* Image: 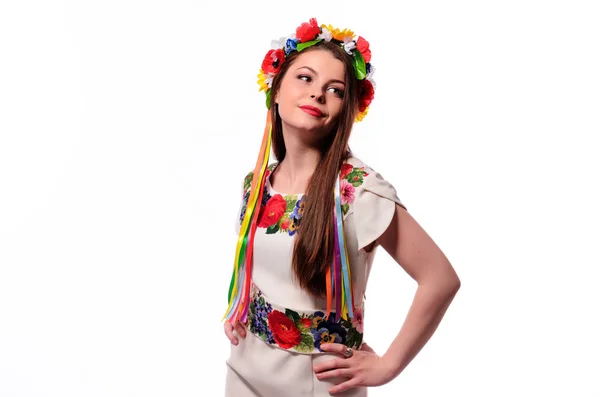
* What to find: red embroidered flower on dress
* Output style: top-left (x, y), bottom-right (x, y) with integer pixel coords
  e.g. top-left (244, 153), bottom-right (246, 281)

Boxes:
top-left (300, 317), bottom-right (312, 329)
top-left (258, 194), bottom-right (286, 227)
top-left (296, 18), bottom-right (320, 43)
top-left (280, 217), bottom-right (290, 230)
top-left (340, 163), bottom-right (353, 179)
top-left (267, 310), bottom-right (302, 349)
top-left (261, 49), bottom-right (285, 74)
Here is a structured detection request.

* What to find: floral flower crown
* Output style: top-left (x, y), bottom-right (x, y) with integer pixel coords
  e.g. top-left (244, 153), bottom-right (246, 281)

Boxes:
top-left (257, 18), bottom-right (376, 122)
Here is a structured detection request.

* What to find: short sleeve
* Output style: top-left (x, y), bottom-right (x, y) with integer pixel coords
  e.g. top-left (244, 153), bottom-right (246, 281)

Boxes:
top-left (352, 167), bottom-right (407, 251)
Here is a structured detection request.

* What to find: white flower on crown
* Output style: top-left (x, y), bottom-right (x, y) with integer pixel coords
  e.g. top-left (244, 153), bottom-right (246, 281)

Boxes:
top-left (318, 27), bottom-right (332, 42)
top-left (271, 36), bottom-right (286, 49)
top-left (265, 73), bottom-right (274, 88)
top-left (366, 64), bottom-right (376, 90)
top-left (342, 37), bottom-right (356, 55)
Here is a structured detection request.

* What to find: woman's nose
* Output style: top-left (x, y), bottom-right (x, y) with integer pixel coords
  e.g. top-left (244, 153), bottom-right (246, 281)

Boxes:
top-left (310, 94), bottom-right (325, 103)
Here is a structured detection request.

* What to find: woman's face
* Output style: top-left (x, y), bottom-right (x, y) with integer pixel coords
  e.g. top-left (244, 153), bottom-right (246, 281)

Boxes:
top-left (274, 49), bottom-right (346, 141)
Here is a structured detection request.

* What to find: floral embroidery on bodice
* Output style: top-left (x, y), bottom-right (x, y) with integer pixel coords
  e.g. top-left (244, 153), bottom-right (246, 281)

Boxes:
top-left (238, 161), bottom-right (371, 236)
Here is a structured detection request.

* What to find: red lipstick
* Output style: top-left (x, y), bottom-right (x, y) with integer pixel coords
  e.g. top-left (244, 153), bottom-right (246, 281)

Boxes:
top-left (299, 105), bottom-right (323, 117)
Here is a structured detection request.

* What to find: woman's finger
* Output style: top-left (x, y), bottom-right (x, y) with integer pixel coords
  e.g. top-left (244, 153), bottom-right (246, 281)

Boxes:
top-left (234, 321), bottom-right (247, 338)
top-left (313, 357), bottom-right (350, 374)
top-left (328, 377), bottom-right (362, 394)
top-left (223, 321), bottom-right (238, 345)
top-left (315, 367), bottom-right (354, 380)
top-left (320, 342), bottom-right (354, 358)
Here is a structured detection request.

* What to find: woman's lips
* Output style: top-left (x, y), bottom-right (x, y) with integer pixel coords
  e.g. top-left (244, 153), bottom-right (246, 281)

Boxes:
top-left (299, 106), bottom-right (323, 117)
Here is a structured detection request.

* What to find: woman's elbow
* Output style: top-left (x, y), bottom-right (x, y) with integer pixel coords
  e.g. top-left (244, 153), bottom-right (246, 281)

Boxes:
top-left (430, 264), bottom-right (461, 296)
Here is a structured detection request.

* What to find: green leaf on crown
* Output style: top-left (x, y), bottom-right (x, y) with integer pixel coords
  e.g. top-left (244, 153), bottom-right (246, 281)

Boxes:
top-left (352, 50), bottom-right (367, 80)
top-left (266, 89), bottom-right (272, 108)
top-left (297, 39), bottom-right (321, 52)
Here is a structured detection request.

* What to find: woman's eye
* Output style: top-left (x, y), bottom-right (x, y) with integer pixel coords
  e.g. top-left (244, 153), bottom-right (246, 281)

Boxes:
top-left (329, 87), bottom-right (344, 97)
top-left (298, 75), bottom-right (343, 97)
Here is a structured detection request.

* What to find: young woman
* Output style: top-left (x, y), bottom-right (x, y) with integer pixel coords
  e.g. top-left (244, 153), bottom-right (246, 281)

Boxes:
top-left (222, 18), bottom-right (461, 396)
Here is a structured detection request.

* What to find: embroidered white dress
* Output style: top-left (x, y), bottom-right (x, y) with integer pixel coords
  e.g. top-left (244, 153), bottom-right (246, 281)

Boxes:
top-left (225, 156), bottom-right (407, 397)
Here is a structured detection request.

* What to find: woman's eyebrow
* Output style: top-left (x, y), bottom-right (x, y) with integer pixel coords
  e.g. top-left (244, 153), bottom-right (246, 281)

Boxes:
top-left (295, 66), bottom-right (345, 86)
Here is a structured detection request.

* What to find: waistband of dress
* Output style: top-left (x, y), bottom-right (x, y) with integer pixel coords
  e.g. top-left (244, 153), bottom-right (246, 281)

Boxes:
top-left (245, 281), bottom-right (364, 355)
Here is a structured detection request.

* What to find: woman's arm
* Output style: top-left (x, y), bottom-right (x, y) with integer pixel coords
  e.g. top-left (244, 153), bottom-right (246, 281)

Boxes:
top-left (376, 204), bottom-right (461, 379)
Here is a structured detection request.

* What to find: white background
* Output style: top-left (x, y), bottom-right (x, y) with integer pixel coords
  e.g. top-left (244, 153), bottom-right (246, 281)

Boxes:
top-left (1, 1), bottom-right (599, 396)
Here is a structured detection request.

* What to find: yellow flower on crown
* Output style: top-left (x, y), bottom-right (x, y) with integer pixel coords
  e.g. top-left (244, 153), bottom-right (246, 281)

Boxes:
top-left (320, 24), bottom-right (355, 41)
top-left (257, 71), bottom-right (269, 92)
top-left (355, 107), bottom-right (369, 122)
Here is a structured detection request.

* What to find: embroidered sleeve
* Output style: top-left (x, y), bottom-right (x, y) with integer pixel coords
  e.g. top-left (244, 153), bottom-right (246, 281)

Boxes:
top-left (351, 166), bottom-right (407, 251)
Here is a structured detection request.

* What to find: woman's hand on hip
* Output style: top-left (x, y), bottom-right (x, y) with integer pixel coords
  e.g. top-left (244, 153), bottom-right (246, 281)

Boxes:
top-left (313, 341), bottom-right (395, 394)
top-left (224, 320), bottom-right (247, 345)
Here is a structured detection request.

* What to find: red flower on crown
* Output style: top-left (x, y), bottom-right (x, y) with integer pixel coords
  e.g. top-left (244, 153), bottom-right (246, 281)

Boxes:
top-left (296, 18), bottom-right (320, 43)
top-left (356, 36), bottom-right (371, 63)
top-left (261, 48), bottom-right (285, 74)
top-left (358, 79), bottom-right (375, 112)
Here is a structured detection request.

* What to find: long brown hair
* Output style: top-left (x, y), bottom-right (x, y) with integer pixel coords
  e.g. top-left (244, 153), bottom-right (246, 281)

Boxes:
top-left (267, 41), bottom-right (360, 298)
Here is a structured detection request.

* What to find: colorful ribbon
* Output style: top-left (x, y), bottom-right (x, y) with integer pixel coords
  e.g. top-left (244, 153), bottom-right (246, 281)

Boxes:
top-left (223, 112), bottom-right (272, 324)
top-left (325, 174), bottom-right (355, 321)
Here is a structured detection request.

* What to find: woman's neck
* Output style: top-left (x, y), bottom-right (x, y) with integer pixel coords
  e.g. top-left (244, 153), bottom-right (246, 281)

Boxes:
top-left (272, 149), bottom-right (320, 195)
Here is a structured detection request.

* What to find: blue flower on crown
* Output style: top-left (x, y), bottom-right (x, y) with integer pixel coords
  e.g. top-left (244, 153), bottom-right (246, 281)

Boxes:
top-left (285, 38), bottom-right (298, 55)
